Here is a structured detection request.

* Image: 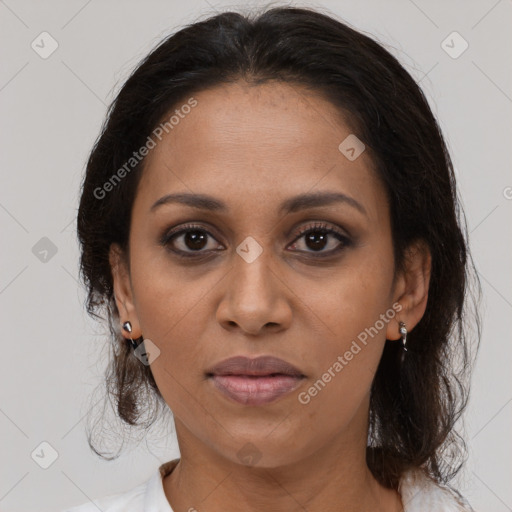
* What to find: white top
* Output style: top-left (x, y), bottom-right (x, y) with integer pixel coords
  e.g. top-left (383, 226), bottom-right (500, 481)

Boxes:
top-left (63, 458), bottom-right (475, 512)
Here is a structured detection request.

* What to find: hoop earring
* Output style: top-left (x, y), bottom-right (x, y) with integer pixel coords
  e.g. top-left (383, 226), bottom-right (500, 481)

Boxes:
top-left (122, 321), bottom-right (144, 350)
top-left (398, 321), bottom-right (408, 352)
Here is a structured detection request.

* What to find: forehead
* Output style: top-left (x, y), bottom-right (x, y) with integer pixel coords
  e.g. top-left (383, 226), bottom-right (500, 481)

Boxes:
top-left (136, 81), bottom-right (385, 221)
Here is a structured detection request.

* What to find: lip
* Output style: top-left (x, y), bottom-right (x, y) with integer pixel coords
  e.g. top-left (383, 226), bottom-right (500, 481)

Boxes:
top-left (206, 355), bottom-right (306, 406)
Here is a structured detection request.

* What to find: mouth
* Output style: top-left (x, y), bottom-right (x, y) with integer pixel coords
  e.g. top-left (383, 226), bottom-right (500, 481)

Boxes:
top-left (205, 355), bottom-right (306, 406)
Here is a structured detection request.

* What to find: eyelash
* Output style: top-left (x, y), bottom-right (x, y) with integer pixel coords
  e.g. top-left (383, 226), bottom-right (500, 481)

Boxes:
top-left (160, 222), bottom-right (352, 260)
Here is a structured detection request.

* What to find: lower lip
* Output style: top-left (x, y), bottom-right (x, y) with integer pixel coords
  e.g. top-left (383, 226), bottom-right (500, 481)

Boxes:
top-left (210, 374), bottom-right (304, 405)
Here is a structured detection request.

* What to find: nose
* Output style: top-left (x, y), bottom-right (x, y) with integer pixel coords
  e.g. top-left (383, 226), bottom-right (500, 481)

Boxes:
top-left (216, 248), bottom-right (293, 336)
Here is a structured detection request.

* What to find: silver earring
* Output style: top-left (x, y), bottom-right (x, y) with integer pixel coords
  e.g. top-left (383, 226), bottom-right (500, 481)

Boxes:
top-left (122, 321), bottom-right (143, 350)
top-left (398, 322), bottom-right (408, 351)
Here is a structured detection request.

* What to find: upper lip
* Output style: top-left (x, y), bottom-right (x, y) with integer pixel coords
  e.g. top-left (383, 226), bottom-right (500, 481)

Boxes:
top-left (206, 355), bottom-right (305, 377)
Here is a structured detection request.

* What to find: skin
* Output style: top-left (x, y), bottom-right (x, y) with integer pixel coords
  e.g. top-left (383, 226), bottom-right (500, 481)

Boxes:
top-left (109, 81), bottom-right (431, 512)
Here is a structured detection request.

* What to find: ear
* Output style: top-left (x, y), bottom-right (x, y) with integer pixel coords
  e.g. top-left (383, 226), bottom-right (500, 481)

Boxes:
top-left (109, 243), bottom-right (142, 338)
top-left (386, 239), bottom-right (432, 341)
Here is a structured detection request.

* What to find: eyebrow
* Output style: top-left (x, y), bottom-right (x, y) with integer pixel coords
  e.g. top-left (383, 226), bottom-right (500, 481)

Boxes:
top-left (150, 191), bottom-right (367, 217)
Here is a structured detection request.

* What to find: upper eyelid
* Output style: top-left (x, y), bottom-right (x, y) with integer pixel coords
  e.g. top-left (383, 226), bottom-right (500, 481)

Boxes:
top-left (166, 221), bottom-right (345, 237)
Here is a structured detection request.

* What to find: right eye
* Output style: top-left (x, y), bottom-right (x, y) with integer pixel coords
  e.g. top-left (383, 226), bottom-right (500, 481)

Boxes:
top-left (160, 223), bottom-right (224, 258)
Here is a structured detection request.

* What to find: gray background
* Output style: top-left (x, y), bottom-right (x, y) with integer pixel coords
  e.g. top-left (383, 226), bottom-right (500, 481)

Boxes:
top-left (1, 0), bottom-right (511, 510)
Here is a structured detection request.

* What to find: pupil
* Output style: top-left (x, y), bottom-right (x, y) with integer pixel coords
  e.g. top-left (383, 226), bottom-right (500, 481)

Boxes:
top-left (306, 231), bottom-right (327, 251)
top-left (185, 230), bottom-right (207, 250)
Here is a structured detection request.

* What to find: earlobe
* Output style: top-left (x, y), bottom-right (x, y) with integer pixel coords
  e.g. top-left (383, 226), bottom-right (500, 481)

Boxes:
top-left (386, 239), bottom-right (432, 341)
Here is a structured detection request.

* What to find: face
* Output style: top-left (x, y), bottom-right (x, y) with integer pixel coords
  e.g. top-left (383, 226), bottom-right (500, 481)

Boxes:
top-left (110, 80), bottom-right (428, 469)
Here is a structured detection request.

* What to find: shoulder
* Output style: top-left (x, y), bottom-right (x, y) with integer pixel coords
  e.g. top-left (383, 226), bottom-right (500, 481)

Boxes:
top-left (399, 468), bottom-right (475, 512)
top-left (62, 481), bottom-right (146, 512)
top-left (61, 458), bottom-right (179, 512)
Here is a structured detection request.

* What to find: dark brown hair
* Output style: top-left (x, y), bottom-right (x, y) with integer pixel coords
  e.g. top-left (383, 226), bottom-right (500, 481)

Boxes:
top-left (77, 5), bottom-right (481, 489)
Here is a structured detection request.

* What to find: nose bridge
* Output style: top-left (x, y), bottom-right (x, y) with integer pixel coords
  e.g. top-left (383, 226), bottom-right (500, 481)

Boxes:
top-left (216, 236), bottom-right (292, 334)
top-left (232, 238), bottom-right (276, 303)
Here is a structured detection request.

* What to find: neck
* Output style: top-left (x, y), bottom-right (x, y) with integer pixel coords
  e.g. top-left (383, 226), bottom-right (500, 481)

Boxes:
top-left (163, 412), bottom-right (403, 511)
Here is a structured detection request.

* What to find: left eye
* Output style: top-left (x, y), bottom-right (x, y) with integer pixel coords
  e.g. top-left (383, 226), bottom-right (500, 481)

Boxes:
top-left (288, 223), bottom-right (350, 254)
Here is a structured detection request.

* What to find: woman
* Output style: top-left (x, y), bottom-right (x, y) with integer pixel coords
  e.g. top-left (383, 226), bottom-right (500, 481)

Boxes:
top-left (66, 5), bottom-right (481, 511)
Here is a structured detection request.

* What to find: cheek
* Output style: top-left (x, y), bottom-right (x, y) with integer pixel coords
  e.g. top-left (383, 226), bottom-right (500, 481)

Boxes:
top-left (306, 240), bottom-right (395, 339)
top-left (136, 289), bottom-right (211, 421)
top-left (299, 251), bottom-right (395, 409)
top-left (129, 252), bottom-right (212, 387)
top-left (130, 241), bottom-right (208, 337)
